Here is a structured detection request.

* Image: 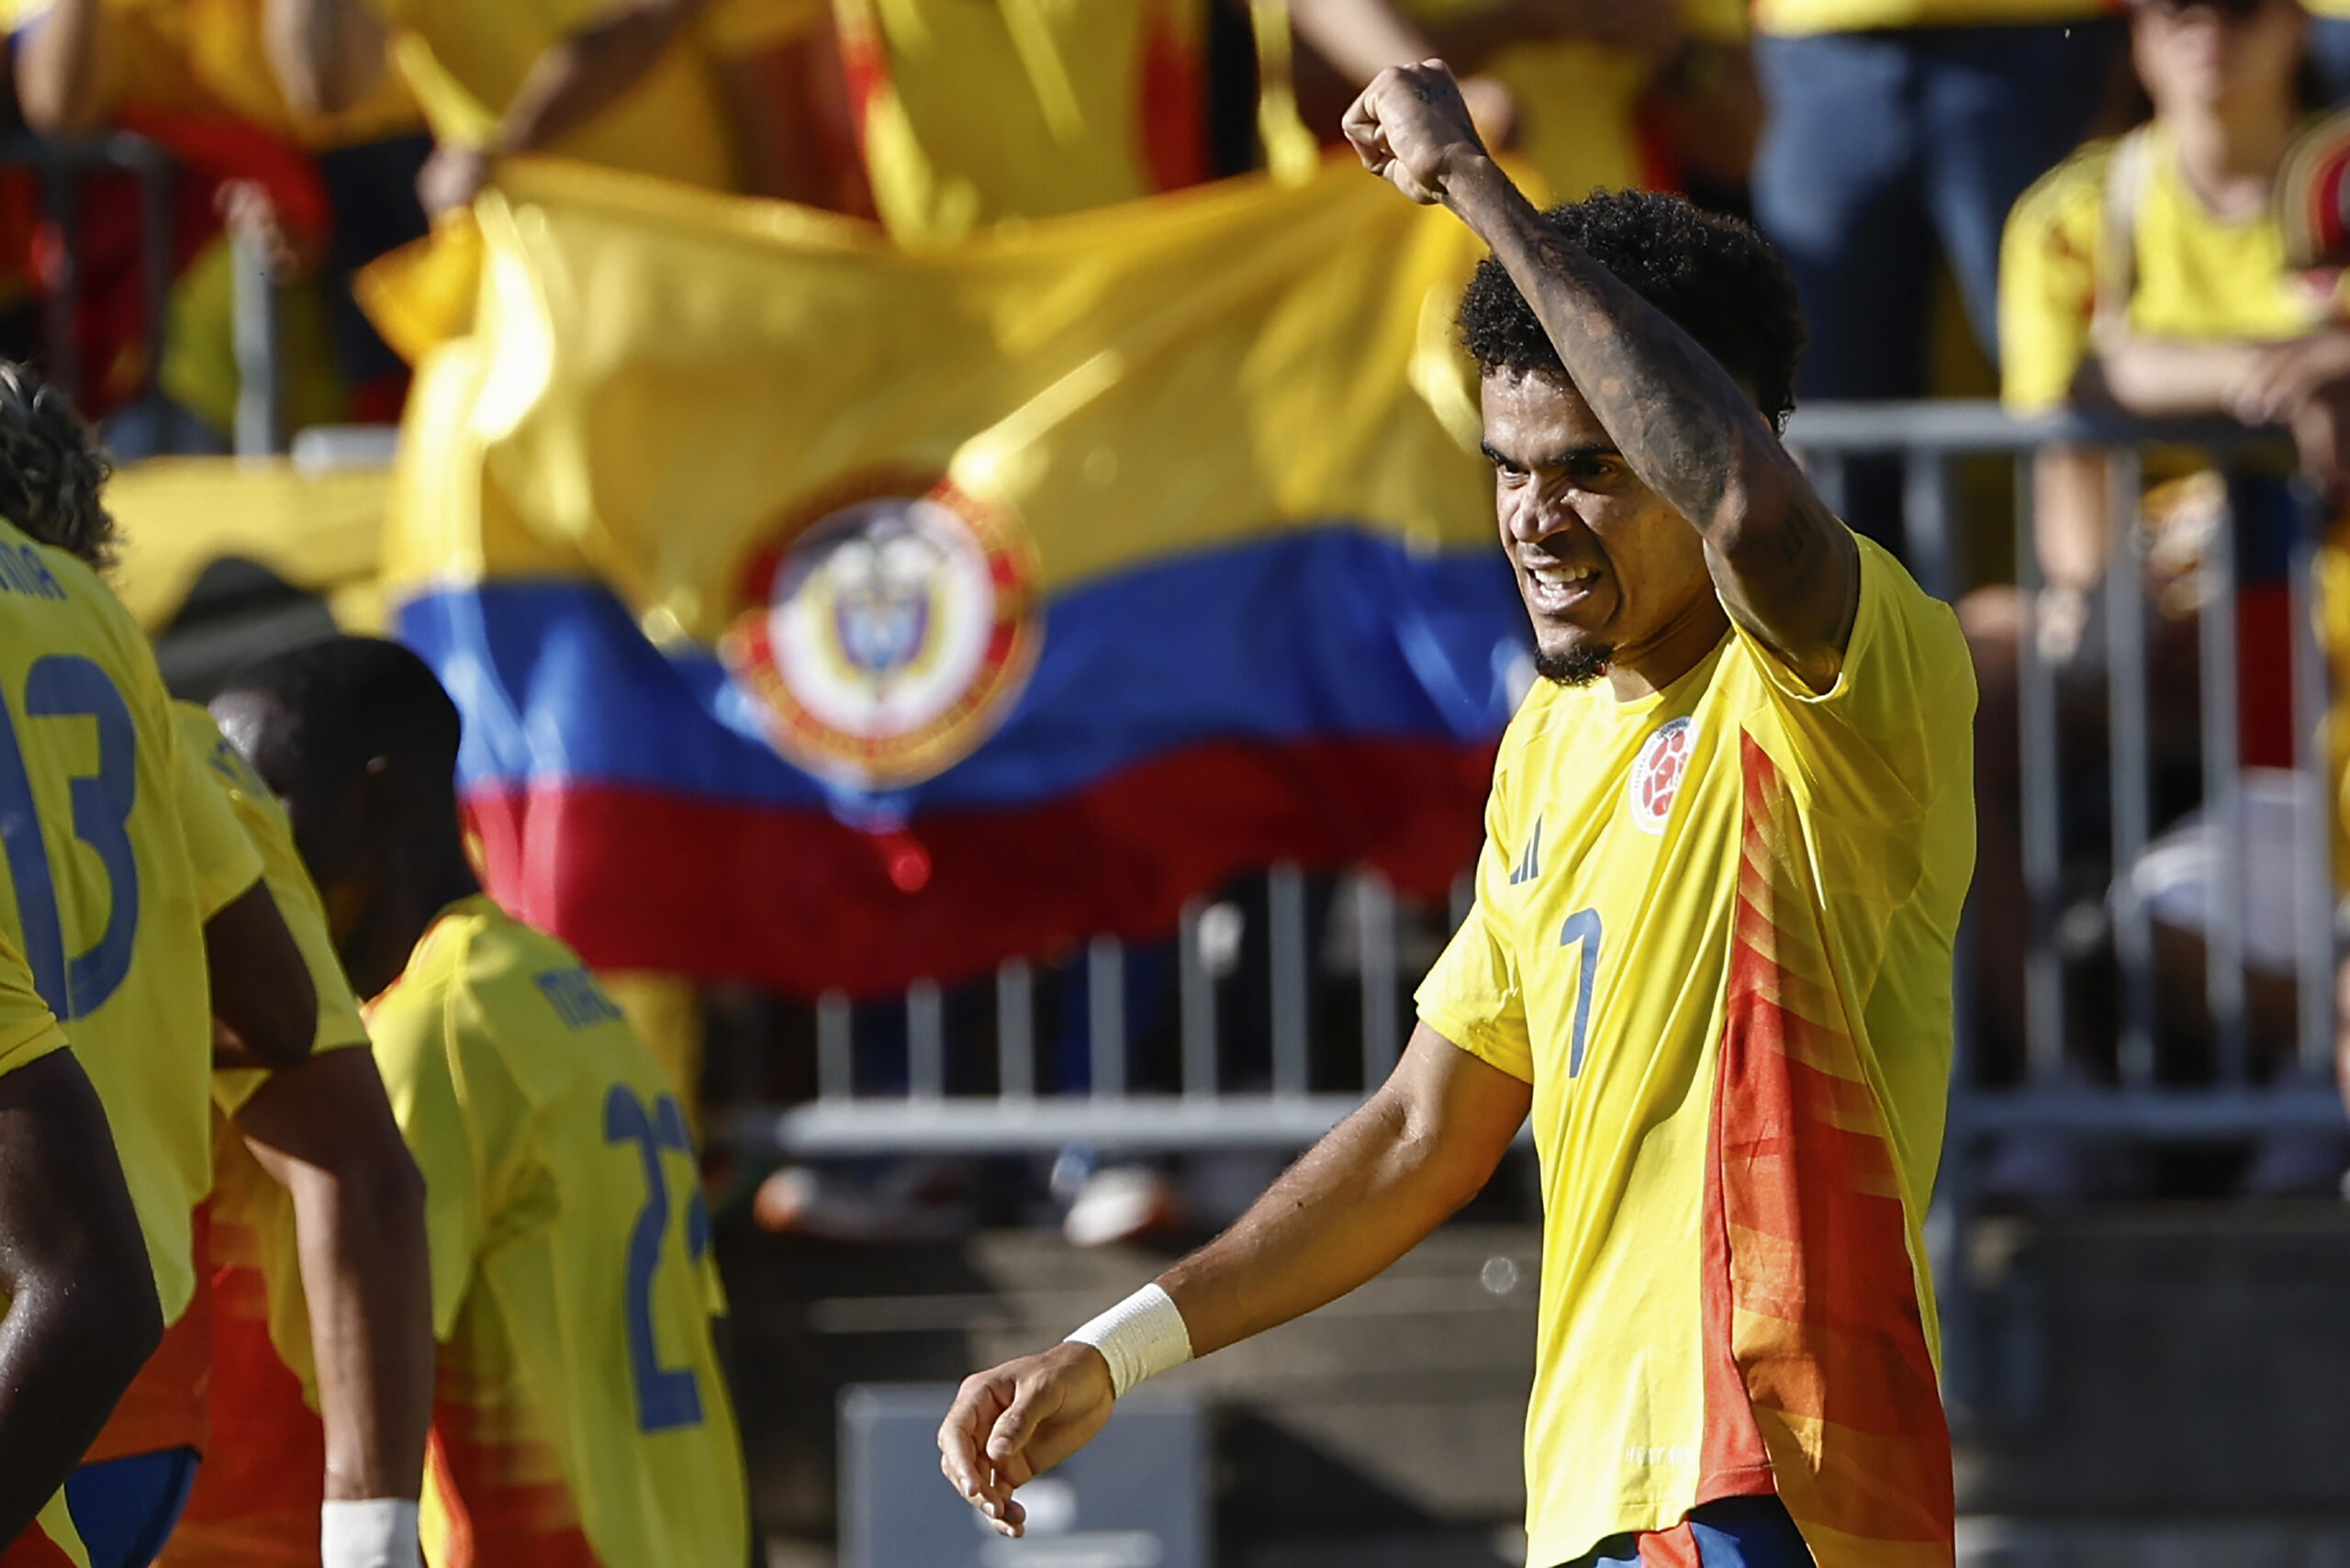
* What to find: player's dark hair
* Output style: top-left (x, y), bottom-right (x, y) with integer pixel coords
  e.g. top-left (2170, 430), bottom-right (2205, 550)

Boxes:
top-left (220, 635), bottom-right (463, 797)
top-left (1456, 190), bottom-right (1807, 433)
top-left (0, 361), bottom-right (118, 570)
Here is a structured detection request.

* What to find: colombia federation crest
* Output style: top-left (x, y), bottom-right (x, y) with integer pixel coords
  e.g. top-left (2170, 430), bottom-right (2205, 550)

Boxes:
top-left (721, 476), bottom-right (1041, 790)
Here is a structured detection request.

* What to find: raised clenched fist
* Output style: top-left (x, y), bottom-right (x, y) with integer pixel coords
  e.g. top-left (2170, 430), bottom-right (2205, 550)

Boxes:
top-left (1340, 62), bottom-right (1489, 207)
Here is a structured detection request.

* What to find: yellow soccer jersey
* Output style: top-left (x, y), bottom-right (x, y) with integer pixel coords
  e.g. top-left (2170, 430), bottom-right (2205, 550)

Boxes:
top-left (0, 924), bottom-right (63, 1078)
top-left (0, 520), bottom-right (261, 1330)
top-left (177, 701), bottom-right (372, 1112)
top-left (365, 896), bottom-right (743, 1568)
top-left (1416, 537), bottom-right (1975, 1568)
top-left (2000, 126), bottom-right (2350, 413)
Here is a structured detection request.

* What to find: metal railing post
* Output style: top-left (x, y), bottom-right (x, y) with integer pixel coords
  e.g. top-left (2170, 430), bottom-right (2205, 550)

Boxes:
top-left (2106, 448), bottom-right (2157, 1083)
top-left (1087, 935), bottom-right (1126, 1098)
top-left (231, 227), bottom-right (284, 456)
top-left (1270, 864), bottom-right (1310, 1096)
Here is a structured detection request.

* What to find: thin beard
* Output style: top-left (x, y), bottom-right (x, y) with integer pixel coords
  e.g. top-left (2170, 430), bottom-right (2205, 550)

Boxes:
top-left (1534, 644), bottom-right (1613, 687)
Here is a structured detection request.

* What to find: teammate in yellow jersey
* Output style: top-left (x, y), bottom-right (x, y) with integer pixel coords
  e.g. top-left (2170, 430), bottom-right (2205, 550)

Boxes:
top-left (0, 929), bottom-right (166, 1553)
top-left (0, 363), bottom-right (435, 1568)
top-left (0, 357), bottom-right (438, 1568)
top-left (0, 363), bottom-right (325, 1568)
top-left (942, 63), bottom-right (1975, 1568)
top-left (157, 702), bottom-right (435, 1568)
top-left (211, 635), bottom-right (749, 1568)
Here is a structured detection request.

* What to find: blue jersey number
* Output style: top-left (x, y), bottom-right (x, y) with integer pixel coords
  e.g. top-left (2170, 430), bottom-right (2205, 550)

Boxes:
top-left (1559, 908), bottom-right (1603, 1077)
top-left (605, 1083), bottom-right (712, 1433)
top-left (0, 655), bottom-right (139, 1019)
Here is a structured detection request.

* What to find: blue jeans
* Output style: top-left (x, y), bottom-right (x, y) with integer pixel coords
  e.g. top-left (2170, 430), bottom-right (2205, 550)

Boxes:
top-left (1752, 23), bottom-right (2119, 549)
top-left (2310, 17), bottom-right (2350, 106)
top-left (1754, 24), bottom-right (2121, 393)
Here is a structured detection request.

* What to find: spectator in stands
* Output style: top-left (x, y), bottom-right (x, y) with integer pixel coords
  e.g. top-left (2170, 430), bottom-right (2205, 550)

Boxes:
top-left (275, 0), bottom-right (844, 213)
top-left (1976, 0), bottom-right (2350, 1193)
top-left (1293, 0), bottom-right (1762, 209)
top-left (10, 0), bottom-right (431, 441)
top-left (834, 0), bottom-right (1503, 247)
top-left (1751, 0), bottom-right (2121, 543)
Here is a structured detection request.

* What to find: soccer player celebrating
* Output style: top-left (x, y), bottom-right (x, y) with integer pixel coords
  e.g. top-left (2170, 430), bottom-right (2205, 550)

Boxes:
top-left (939, 62), bottom-right (1975, 1568)
top-left (211, 636), bottom-right (750, 1568)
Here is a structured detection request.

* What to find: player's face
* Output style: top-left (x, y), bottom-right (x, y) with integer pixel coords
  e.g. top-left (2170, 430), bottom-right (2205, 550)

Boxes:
top-left (1481, 368), bottom-right (1719, 690)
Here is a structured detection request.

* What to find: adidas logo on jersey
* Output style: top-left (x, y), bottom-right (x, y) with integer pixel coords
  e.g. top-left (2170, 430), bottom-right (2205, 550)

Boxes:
top-left (1509, 814), bottom-right (1543, 885)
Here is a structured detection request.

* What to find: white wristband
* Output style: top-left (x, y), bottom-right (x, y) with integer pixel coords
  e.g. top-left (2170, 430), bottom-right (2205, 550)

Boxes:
top-left (1066, 1282), bottom-right (1193, 1398)
top-left (321, 1498), bottom-right (420, 1568)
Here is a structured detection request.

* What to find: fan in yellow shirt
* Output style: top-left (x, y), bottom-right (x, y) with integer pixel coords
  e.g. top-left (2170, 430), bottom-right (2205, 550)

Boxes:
top-left (941, 68), bottom-right (1973, 1568)
top-left (265, 0), bottom-right (829, 215)
top-left (0, 362), bottom-right (322, 1568)
top-left (1971, 0), bottom-right (2347, 1108)
top-left (210, 635), bottom-right (748, 1568)
top-left (1319, 0), bottom-right (1759, 205)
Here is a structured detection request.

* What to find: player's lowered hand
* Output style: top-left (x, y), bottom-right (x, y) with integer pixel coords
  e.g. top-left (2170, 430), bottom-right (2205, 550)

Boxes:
top-left (1342, 62), bottom-right (1489, 207)
top-left (936, 1343), bottom-right (1115, 1539)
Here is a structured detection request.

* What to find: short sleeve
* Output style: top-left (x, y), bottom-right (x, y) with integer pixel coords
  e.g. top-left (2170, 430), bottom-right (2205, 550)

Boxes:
top-left (1413, 774), bottom-right (1535, 1083)
top-left (2000, 144), bottom-right (2107, 413)
top-left (369, 980), bottom-right (491, 1338)
top-left (1729, 535), bottom-right (1977, 823)
top-left (169, 718), bottom-right (266, 922)
top-left (0, 927), bottom-right (64, 1080)
top-left (178, 706), bottom-right (372, 1114)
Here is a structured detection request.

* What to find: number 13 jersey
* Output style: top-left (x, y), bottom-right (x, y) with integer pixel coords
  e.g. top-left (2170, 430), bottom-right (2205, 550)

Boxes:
top-left (1416, 536), bottom-right (1975, 1568)
top-left (367, 896), bottom-right (746, 1568)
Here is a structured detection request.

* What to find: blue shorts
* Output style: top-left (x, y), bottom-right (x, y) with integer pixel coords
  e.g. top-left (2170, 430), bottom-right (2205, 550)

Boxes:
top-left (61, 1447), bottom-right (199, 1568)
top-left (1561, 1495), bottom-right (1817, 1568)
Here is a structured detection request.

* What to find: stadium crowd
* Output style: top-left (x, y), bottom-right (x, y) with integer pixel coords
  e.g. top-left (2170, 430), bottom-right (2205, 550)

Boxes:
top-left (0, 0), bottom-right (2346, 1565)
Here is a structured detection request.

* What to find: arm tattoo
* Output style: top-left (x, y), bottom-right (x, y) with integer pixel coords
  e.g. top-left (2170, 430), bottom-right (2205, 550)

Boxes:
top-left (1515, 227), bottom-right (1757, 534)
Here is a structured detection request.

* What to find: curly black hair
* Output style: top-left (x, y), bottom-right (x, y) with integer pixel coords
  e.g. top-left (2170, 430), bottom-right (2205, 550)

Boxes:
top-left (1457, 190), bottom-right (1807, 434)
top-left (0, 361), bottom-right (116, 571)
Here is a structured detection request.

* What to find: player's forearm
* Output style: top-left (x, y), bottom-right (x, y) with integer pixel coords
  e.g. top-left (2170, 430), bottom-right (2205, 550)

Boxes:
top-left (282, 1146), bottom-right (434, 1499)
top-left (1158, 1050), bottom-right (1511, 1355)
top-left (16, 0), bottom-right (113, 134)
top-left (490, 0), bottom-right (706, 156)
top-left (2087, 336), bottom-right (2267, 419)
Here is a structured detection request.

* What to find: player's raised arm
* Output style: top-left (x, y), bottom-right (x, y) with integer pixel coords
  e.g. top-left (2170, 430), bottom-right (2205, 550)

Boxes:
top-left (1341, 62), bottom-right (1859, 694)
top-left (938, 1024), bottom-right (1528, 1537)
top-left (0, 1048), bottom-right (164, 1543)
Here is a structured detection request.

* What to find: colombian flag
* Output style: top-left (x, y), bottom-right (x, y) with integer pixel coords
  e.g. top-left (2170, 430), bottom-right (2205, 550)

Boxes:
top-left (385, 156), bottom-right (1524, 997)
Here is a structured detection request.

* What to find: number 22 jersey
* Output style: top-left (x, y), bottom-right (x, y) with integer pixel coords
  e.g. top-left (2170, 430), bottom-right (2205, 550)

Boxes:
top-left (373, 896), bottom-right (746, 1568)
top-left (1416, 536), bottom-right (1976, 1568)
